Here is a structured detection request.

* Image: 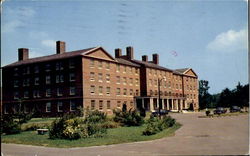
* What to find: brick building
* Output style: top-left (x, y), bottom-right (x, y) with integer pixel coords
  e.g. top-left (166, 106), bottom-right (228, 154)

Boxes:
top-left (2, 41), bottom-right (198, 116)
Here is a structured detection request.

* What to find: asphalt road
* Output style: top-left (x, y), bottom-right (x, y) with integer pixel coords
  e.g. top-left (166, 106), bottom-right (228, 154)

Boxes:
top-left (1, 112), bottom-right (249, 156)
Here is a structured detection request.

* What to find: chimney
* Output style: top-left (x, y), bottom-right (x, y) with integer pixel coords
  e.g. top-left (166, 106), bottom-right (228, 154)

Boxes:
top-left (115, 48), bottom-right (122, 58)
top-left (126, 46), bottom-right (134, 60)
top-left (18, 48), bottom-right (29, 61)
top-left (56, 41), bottom-right (66, 54)
top-left (152, 53), bottom-right (159, 65)
top-left (142, 55), bottom-right (148, 62)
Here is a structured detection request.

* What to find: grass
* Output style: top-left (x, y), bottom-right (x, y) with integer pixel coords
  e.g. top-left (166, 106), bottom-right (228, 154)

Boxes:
top-left (2, 123), bottom-right (181, 148)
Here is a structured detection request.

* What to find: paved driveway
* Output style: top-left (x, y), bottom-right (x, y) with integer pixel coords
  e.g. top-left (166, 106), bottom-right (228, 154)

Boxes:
top-left (2, 113), bottom-right (249, 156)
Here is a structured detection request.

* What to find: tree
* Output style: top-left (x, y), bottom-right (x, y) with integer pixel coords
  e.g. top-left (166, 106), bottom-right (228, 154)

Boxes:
top-left (199, 80), bottom-right (212, 109)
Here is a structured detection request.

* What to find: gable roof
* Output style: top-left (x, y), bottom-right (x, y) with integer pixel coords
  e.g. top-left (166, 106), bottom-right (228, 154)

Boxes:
top-left (3, 47), bottom-right (102, 68)
top-left (131, 59), bottom-right (173, 72)
top-left (175, 68), bottom-right (197, 77)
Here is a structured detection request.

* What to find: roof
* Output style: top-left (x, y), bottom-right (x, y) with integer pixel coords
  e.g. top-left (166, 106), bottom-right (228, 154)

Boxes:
top-left (115, 58), bottom-right (140, 67)
top-left (174, 68), bottom-right (189, 74)
top-left (3, 47), bottom-right (98, 68)
top-left (131, 59), bottom-right (173, 72)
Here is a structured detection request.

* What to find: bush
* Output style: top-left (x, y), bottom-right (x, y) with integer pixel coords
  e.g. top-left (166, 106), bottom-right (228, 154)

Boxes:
top-left (206, 110), bottom-right (210, 116)
top-left (84, 110), bottom-right (107, 123)
top-left (143, 116), bottom-right (176, 136)
top-left (113, 109), bottom-right (144, 126)
top-left (1, 115), bottom-right (21, 135)
top-left (22, 122), bottom-right (51, 131)
top-left (100, 120), bottom-right (120, 129)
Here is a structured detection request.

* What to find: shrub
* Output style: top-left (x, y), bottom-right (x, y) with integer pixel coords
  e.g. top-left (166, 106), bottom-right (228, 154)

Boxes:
top-left (206, 110), bottom-right (210, 116)
top-left (1, 115), bottom-right (21, 135)
top-left (84, 110), bottom-right (107, 124)
top-left (113, 109), bottom-right (144, 126)
top-left (22, 122), bottom-right (51, 131)
top-left (143, 116), bottom-right (176, 136)
top-left (100, 120), bottom-right (120, 129)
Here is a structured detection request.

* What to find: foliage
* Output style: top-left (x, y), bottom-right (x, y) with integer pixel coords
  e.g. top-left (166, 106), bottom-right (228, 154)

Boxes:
top-left (199, 80), bottom-right (212, 109)
top-left (205, 110), bottom-right (210, 116)
top-left (22, 122), bottom-right (51, 131)
top-left (143, 116), bottom-right (176, 136)
top-left (100, 120), bottom-right (120, 129)
top-left (113, 109), bottom-right (144, 126)
top-left (49, 111), bottom-right (107, 140)
top-left (1, 115), bottom-right (21, 135)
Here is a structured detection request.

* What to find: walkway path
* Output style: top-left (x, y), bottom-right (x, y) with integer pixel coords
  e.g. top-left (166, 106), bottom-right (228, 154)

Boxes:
top-left (2, 113), bottom-right (249, 155)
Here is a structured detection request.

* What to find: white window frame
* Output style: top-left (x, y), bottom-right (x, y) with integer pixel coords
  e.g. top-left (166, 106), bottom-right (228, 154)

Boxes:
top-left (70, 87), bottom-right (76, 95)
top-left (90, 72), bottom-right (95, 81)
top-left (34, 77), bottom-right (39, 85)
top-left (106, 87), bottom-right (110, 96)
top-left (57, 88), bottom-right (63, 96)
top-left (106, 74), bottom-right (110, 83)
top-left (99, 86), bottom-right (103, 95)
top-left (98, 73), bottom-right (103, 82)
top-left (91, 100), bottom-right (95, 110)
top-left (46, 89), bottom-right (51, 97)
top-left (57, 101), bottom-right (63, 112)
top-left (90, 85), bottom-right (95, 95)
top-left (70, 100), bottom-right (76, 111)
top-left (46, 102), bottom-right (51, 112)
top-left (46, 75), bottom-right (51, 84)
top-left (69, 73), bottom-right (75, 82)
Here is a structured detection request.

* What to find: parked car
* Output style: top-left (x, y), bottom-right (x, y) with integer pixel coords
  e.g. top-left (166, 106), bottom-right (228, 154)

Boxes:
top-left (230, 106), bottom-right (241, 113)
top-left (151, 109), bottom-right (170, 117)
top-left (213, 107), bottom-right (227, 115)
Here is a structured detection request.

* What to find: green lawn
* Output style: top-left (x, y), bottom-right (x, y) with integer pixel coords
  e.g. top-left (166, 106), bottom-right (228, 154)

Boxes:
top-left (2, 123), bottom-right (181, 148)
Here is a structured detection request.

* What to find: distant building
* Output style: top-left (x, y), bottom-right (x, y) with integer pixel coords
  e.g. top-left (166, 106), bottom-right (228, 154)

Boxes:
top-left (2, 41), bottom-right (199, 116)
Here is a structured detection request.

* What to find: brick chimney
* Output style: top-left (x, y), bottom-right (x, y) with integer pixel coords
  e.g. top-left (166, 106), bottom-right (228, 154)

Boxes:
top-left (126, 46), bottom-right (134, 60)
top-left (115, 48), bottom-right (122, 58)
top-left (152, 53), bottom-right (159, 65)
top-left (18, 48), bottom-right (29, 61)
top-left (142, 55), bottom-right (148, 62)
top-left (56, 41), bottom-right (66, 54)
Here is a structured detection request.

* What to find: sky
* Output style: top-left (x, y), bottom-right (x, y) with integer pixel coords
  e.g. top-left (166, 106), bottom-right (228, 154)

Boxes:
top-left (1, 0), bottom-right (248, 94)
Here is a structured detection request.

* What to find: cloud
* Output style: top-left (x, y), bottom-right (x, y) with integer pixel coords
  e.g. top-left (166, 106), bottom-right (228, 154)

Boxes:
top-left (206, 28), bottom-right (248, 52)
top-left (41, 40), bottom-right (56, 48)
top-left (2, 7), bottom-right (35, 33)
top-left (29, 51), bottom-right (44, 58)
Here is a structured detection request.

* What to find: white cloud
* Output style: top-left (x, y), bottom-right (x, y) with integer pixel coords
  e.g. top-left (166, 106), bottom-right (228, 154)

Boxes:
top-left (41, 40), bottom-right (56, 48)
top-left (206, 28), bottom-right (248, 52)
top-left (2, 7), bottom-right (35, 33)
top-left (29, 51), bottom-right (44, 58)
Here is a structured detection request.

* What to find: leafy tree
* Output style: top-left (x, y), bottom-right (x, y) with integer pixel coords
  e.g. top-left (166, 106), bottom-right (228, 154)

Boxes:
top-left (199, 80), bottom-right (212, 109)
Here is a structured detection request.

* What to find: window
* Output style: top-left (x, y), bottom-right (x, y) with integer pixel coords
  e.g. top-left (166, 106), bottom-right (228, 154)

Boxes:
top-left (176, 84), bottom-right (178, 89)
top-left (56, 62), bottom-right (63, 70)
top-left (106, 87), bottom-right (110, 95)
top-left (46, 102), bottom-right (51, 112)
top-left (23, 79), bottom-right (30, 86)
top-left (129, 89), bottom-right (133, 96)
top-left (164, 81), bottom-right (167, 88)
top-left (14, 80), bottom-right (19, 87)
top-left (123, 66), bottom-right (127, 73)
top-left (99, 100), bottom-right (103, 110)
top-left (14, 92), bottom-right (19, 100)
top-left (57, 88), bottom-right (62, 96)
top-left (69, 73), bottom-right (75, 81)
top-left (154, 80), bottom-right (157, 86)
top-left (98, 73), bottom-right (103, 82)
top-left (116, 76), bottom-right (120, 84)
top-left (98, 60), bottom-right (102, 69)
top-left (106, 62), bottom-right (110, 70)
top-left (106, 74), bottom-right (110, 83)
top-left (57, 102), bottom-right (63, 112)
top-left (46, 89), bottom-right (51, 97)
top-left (26, 67), bottom-right (30, 74)
top-left (24, 91), bottom-right (29, 99)
top-left (116, 64), bottom-right (120, 72)
top-left (34, 77), bottom-right (39, 85)
top-left (168, 81), bottom-right (171, 88)
top-left (129, 67), bottom-right (132, 73)
top-left (45, 64), bottom-right (51, 72)
top-left (69, 60), bottom-right (75, 68)
top-left (187, 85), bottom-right (189, 90)
top-left (135, 78), bottom-right (139, 86)
top-left (135, 68), bottom-right (139, 74)
top-left (155, 90), bottom-right (158, 95)
top-left (129, 78), bottom-right (133, 85)
top-left (135, 90), bottom-right (139, 96)
top-left (90, 72), bottom-right (95, 81)
top-left (70, 87), bottom-right (76, 95)
top-left (34, 66), bottom-right (39, 73)
top-left (60, 75), bottom-right (64, 82)
top-left (91, 100), bottom-right (95, 110)
top-left (107, 101), bottom-right (111, 109)
top-left (180, 84), bottom-right (182, 90)
top-left (123, 77), bottom-right (127, 85)
top-left (14, 68), bottom-right (18, 76)
top-left (149, 68), bottom-right (152, 75)
top-left (116, 88), bottom-right (121, 96)
top-left (99, 86), bottom-right (103, 95)
top-left (46, 76), bottom-right (51, 84)
top-left (90, 85), bottom-right (95, 95)
top-left (149, 79), bottom-right (152, 86)
top-left (123, 89), bottom-right (127, 96)
top-left (56, 75), bottom-right (60, 83)
top-left (33, 90), bottom-right (40, 98)
top-left (130, 101), bottom-right (133, 107)
top-left (70, 100), bottom-right (76, 111)
top-left (150, 90), bottom-right (153, 95)
top-left (117, 101), bottom-right (121, 108)
top-left (90, 59), bottom-right (94, 68)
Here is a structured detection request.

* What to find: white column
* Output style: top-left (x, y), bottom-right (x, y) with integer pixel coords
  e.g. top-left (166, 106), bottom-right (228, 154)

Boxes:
top-left (171, 99), bottom-right (173, 110)
top-left (166, 99), bottom-right (169, 110)
top-left (176, 100), bottom-right (179, 110)
top-left (150, 98), bottom-right (154, 111)
top-left (180, 100), bottom-right (183, 110)
top-left (162, 99), bottom-right (165, 109)
top-left (156, 98), bottom-right (159, 108)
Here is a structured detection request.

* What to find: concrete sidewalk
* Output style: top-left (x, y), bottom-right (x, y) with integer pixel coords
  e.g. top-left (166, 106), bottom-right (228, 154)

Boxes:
top-left (2, 112), bottom-right (249, 156)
